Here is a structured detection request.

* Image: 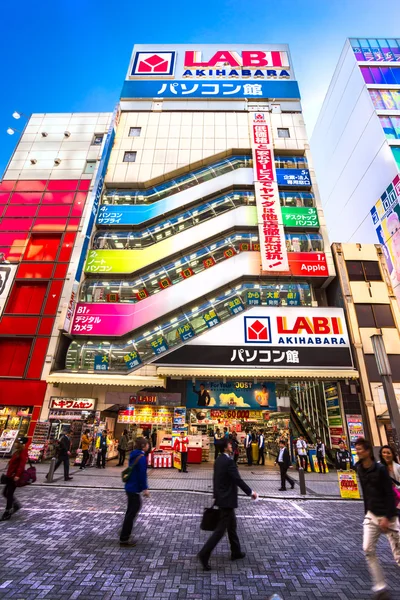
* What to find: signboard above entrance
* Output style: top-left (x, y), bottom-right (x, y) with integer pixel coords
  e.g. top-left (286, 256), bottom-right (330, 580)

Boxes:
top-left (188, 380), bottom-right (277, 411)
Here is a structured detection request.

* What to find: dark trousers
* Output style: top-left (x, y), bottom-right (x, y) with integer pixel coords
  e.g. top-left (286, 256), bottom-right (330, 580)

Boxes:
top-left (81, 450), bottom-right (89, 468)
top-left (246, 447), bottom-right (252, 466)
top-left (97, 449), bottom-right (107, 468)
top-left (181, 452), bottom-right (188, 472)
top-left (3, 479), bottom-right (17, 510)
top-left (298, 455), bottom-right (307, 470)
top-left (118, 449), bottom-right (126, 466)
top-left (279, 463), bottom-right (294, 489)
top-left (317, 456), bottom-right (326, 473)
top-left (200, 507), bottom-right (241, 559)
top-left (214, 445), bottom-right (219, 460)
top-left (233, 453), bottom-right (238, 464)
top-left (55, 454), bottom-right (70, 480)
top-left (120, 492), bottom-right (142, 541)
top-left (257, 447), bottom-right (265, 465)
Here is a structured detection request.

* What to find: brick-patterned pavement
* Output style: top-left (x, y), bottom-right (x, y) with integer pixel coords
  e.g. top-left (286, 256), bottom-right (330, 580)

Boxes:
top-left (0, 486), bottom-right (400, 600)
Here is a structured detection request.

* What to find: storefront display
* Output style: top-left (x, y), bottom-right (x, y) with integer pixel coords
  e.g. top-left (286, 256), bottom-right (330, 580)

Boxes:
top-left (0, 429), bottom-right (19, 455)
top-left (0, 406), bottom-right (32, 442)
top-left (28, 421), bottom-right (51, 462)
top-left (148, 450), bottom-right (173, 468)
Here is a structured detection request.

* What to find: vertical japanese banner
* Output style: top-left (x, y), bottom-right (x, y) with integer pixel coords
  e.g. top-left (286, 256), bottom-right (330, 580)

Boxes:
top-left (249, 112), bottom-right (289, 272)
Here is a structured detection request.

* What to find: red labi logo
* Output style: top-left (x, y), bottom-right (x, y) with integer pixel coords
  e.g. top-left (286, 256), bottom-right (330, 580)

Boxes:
top-left (138, 54), bottom-right (170, 73)
top-left (245, 317), bottom-right (271, 343)
top-left (132, 52), bottom-right (176, 76)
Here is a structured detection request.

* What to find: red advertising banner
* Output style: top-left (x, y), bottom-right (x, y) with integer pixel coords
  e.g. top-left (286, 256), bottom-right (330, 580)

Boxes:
top-left (288, 252), bottom-right (328, 277)
top-left (249, 112), bottom-right (289, 273)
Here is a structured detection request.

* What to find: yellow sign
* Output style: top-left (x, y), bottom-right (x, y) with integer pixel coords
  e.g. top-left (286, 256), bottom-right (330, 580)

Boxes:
top-left (311, 454), bottom-right (329, 473)
top-left (173, 452), bottom-right (181, 470)
top-left (338, 471), bottom-right (360, 499)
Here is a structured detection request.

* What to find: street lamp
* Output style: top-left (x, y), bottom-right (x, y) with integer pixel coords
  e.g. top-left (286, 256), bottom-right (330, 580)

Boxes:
top-left (371, 333), bottom-right (400, 455)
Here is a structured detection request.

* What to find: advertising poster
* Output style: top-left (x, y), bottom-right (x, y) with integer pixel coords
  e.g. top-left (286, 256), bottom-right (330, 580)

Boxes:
top-left (0, 429), bottom-right (19, 454)
top-left (188, 380), bottom-right (277, 410)
top-left (338, 472), bottom-right (360, 499)
top-left (173, 452), bottom-right (182, 470)
top-left (370, 174), bottom-right (400, 302)
top-left (117, 406), bottom-right (136, 424)
top-left (346, 415), bottom-right (365, 443)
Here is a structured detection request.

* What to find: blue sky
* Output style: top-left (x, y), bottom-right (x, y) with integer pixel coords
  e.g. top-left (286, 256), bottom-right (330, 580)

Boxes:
top-left (1, 0), bottom-right (399, 175)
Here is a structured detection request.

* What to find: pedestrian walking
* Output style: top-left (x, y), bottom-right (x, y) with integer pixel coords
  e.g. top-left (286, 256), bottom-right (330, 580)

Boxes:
top-left (174, 431), bottom-right (189, 473)
top-left (214, 428), bottom-right (222, 460)
top-left (296, 435), bottom-right (308, 470)
top-left (198, 437), bottom-right (258, 570)
top-left (120, 437), bottom-right (150, 546)
top-left (257, 429), bottom-right (265, 466)
top-left (244, 429), bottom-right (253, 466)
top-left (51, 430), bottom-right (73, 481)
top-left (335, 440), bottom-right (352, 471)
top-left (96, 430), bottom-right (108, 469)
top-left (1, 436), bottom-right (28, 521)
top-left (275, 439), bottom-right (295, 491)
top-left (230, 432), bottom-right (239, 463)
top-left (316, 437), bottom-right (327, 473)
top-left (151, 429), bottom-right (157, 449)
top-left (355, 437), bottom-right (400, 599)
top-left (379, 445), bottom-right (400, 482)
top-left (80, 429), bottom-right (92, 470)
top-left (117, 430), bottom-right (129, 466)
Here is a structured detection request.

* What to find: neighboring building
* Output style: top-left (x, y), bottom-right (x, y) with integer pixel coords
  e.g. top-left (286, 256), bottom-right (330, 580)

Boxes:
top-left (311, 38), bottom-right (400, 302)
top-left (2, 44), bottom-right (369, 463)
top-left (0, 112), bottom-right (112, 442)
top-left (328, 243), bottom-right (400, 448)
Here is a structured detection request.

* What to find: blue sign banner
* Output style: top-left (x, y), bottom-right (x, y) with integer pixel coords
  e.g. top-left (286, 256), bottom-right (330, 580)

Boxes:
top-left (187, 380), bottom-right (277, 410)
top-left (94, 354), bottom-right (109, 371)
top-left (97, 204), bottom-right (154, 226)
top-left (123, 350), bottom-right (142, 370)
top-left (276, 169), bottom-right (311, 187)
top-left (150, 336), bottom-right (169, 355)
top-left (177, 323), bottom-right (195, 342)
top-left (121, 80), bottom-right (300, 100)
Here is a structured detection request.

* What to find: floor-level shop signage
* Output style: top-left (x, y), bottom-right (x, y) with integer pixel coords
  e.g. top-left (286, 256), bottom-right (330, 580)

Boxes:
top-left (123, 350), bottom-right (141, 370)
top-left (281, 207), bottom-right (319, 228)
top-left (249, 112), bottom-right (289, 273)
top-left (338, 471), bottom-right (360, 499)
top-left (346, 415), bottom-right (365, 443)
top-left (0, 264), bottom-right (17, 317)
top-left (276, 169), bottom-right (311, 187)
top-left (94, 354), bottom-right (109, 371)
top-left (71, 303), bottom-right (135, 336)
top-left (156, 307), bottom-right (354, 370)
top-left (187, 380), bottom-right (277, 410)
top-left (106, 391), bottom-right (181, 407)
top-left (288, 252), bottom-right (328, 277)
top-left (49, 398), bottom-right (96, 411)
top-left (117, 406), bottom-right (135, 424)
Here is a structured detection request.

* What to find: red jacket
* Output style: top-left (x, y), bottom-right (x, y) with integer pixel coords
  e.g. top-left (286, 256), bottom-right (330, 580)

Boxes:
top-left (7, 448), bottom-right (28, 478)
top-left (174, 437), bottom-right (189, 453)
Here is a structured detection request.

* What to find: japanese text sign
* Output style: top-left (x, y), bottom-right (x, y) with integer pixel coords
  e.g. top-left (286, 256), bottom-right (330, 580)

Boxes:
top-left (281, 207), bottom-right (319, 228)
top-left (49, 398), bottom-right (96, 411)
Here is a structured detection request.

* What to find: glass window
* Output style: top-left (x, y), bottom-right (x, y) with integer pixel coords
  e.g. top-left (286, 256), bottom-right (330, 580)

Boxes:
top-left (355, 305), bottom-right (375, 327)
top-left (84, 160), bottom-right (97, 174)
top-left (277, 128), bottom-right (290, 138)
top-left (380, 67), bottom-right (396, 85)
top-left (123, 152), bottom-right (137, 163)
top-left (369, 90), bottom-right (385, 110)
top-left (380, 116), bottom-right (396, 139)
top-left (370, 67), bottom-right (385, 85)
top-left (373, 305), bottom-right (395, 328)
top-left (393, 147), bottom-right (400, 171)
top-left (347, 261), bottom-right (364, 281)
top-left (391, 116), bottom-right (400, 139)
top-left (363, 261), bottom-right (382, 281)
top-left (91, 134), bottom-right (104, 146)
top-left (129, 127), bottom-right (142, 137)
top-left (360, 67), bottom-right (374, 84)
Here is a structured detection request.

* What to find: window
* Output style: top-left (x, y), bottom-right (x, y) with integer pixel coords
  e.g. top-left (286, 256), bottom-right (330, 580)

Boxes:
top-left (129, 127), bottom-right (142, 137)
top-left (347, 261), bottom-right (382, 282)
top-left (379, 116), bottom-right (400, 140)
top-left (24, 235), bottom-right (61, 261)
top-left (123, 151), bottom-right (137, 163)
top-left (6, 282), bottom-right (47, 314)
top-left (369, 89), bottom-right (400, 111)
top-left (355, 304), bottom-right (395, 328)
top-left (84, 160), bottom-right (97, 174)
top-left (277, 128), bottom-right (290, 138)
top-left (0, 338), bottom-right (32, 377)
top-left (91, 134), bottom-right (104, 146)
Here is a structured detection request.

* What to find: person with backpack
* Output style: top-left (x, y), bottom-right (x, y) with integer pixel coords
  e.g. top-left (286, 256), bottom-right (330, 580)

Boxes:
top-left (120, 437), bottom-right (150, 546)
top-left (1, 436), bottom-right (29, 521)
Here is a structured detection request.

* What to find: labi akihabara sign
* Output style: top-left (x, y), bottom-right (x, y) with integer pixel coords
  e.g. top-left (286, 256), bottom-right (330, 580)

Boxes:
top-left (155, 306), bottom-right (354, 370)
top-left (121, 44), bottom-right (300, 100)
top-left (187, 380), bottom-right (277, 411)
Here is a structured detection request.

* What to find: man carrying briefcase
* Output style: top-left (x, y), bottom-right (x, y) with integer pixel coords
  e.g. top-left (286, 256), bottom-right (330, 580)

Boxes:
top-left (198, 438), bottom-right (258, 571)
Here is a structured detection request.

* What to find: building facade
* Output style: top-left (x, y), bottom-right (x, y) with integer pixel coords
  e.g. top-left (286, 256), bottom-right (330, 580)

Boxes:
top-left (311, 38), bottom-right (400, 302)
top-left (1, 44), bottom-right (371, 463)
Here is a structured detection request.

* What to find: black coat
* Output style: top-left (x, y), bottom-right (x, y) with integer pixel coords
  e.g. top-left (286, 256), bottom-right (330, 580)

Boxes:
top-left (357, 461), bottom-right (397, 519)
top-left (193, 387), bottom-right (210, 406)
top-left (276, 447), bottom-right (291, 469)
top-left (213, 453), bottom-right (252, 508)
top-left (58, 435), bottom-right (71, 457)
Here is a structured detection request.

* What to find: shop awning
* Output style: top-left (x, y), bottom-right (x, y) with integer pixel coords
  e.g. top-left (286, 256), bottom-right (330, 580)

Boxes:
top-left (46, 372), bottom-right (165, 388)
top-left (156, 367), bottom-right (359, 380)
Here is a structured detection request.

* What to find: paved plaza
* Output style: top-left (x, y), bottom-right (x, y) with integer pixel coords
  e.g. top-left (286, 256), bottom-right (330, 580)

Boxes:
top-left (0, 481), bottom-right (400, 600)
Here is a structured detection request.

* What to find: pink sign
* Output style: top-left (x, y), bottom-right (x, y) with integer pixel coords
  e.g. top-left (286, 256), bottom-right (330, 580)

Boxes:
top-left (71, 303), bottom-right (135, 336)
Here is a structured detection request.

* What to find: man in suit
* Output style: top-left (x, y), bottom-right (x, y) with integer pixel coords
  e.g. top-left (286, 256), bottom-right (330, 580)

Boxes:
top-left (193, 383), bottom-right (211, 407)
top-left (52, 430), bottom-right (73, 481)
top-left (257, 429), bottom-right (265, 466)
top-left (275, 439), bottom-right (295, 491)
top-left (198, 438), bottom-right (258, 570)
top-left (244, 429), bottom-right (253, 466)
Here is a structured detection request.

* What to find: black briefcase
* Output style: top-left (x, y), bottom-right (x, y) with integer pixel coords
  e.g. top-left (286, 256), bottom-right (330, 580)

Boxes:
top-left (200, 504), bottom-right (221, 531)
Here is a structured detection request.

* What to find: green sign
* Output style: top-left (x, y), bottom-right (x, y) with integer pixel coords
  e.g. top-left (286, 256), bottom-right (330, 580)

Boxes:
top-left (84, 249), bottom-right (151, 274)
top-left (281, 207), bottom-right (319, 228)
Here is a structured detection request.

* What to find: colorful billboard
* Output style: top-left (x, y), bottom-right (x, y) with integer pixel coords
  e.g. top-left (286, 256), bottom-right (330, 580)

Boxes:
top-left (249, 112), bottom-right (288, 273)
top-left (370, 174), bottom-right (400, 302)
top-left (187, 380), bottom-right (277, 410)
top-left (281, 207), bottom-right (319, 228)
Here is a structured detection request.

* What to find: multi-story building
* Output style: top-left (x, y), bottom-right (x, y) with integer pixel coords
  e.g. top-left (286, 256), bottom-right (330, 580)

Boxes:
top-left (2, 44), bottom-right (369, 462)
top-left (311, 38), bottom-right (400, 302)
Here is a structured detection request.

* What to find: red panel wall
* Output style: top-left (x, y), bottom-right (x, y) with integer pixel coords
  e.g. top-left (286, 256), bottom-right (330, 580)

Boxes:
top-left (0, 179), bottom-right (90, 432)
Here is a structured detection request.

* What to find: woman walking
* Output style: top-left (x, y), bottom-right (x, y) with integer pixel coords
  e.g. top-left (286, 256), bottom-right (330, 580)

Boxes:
top-left (1, 436), bottom-right (28, 521)
top-left (120, 437), bottom-right (150, 546)
top-left (117, 429), bottom-right (129, 466)
top-left (380, 445), bottom-right (400, 481)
